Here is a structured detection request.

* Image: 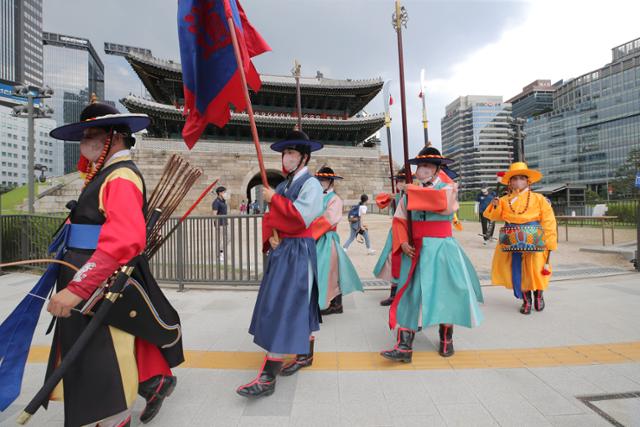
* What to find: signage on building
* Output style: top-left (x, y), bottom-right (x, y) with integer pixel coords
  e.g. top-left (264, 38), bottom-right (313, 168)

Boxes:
top-left (0, 82), bottom-right (41, 106)
top-left (60, 36), bottom-right (88, 46)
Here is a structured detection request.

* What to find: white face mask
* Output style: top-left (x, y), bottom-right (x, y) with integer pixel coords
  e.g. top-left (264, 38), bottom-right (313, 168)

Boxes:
top-left (282, 150), bottom-right (303, 173)
top-left (320, 180), bottom-right (331, 191)
top-left (416, 164), bottom-right (437, 183)
top-left (80, 133), bottom-right (107, 163)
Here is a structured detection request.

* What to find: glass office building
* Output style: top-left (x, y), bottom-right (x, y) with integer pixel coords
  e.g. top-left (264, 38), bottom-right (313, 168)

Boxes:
top-left (0, 0), bottom-right (43, 86)
top-left (43, 32), bottom-right (104, 173)
top-left (525, 37), bottom-right (640, 192)
top-left (441, 95), bottom-right (514, 194)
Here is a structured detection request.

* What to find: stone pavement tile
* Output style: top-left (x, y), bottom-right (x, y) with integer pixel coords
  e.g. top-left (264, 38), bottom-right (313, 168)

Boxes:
top-left (290, 402), bottom-right (339, 426)
top-left (545, 414), bottom-right (612, 427)
top-left (419, 371), bottom-right (479, 405)
top-left (390, 415), bottom-right (446, 427)
top-left (528, 366), bottom-right (604, 399)
top-left (480, 398), bottom-right (552, 426)
top-left (189, 415), bottom-right (241, 427)
top-left (568, 364), bottom-right (640, 393)
top-left (608, 363), bottom-right (640, 386)
top-left (238, 415), bottom-right (290, 426)
top-left (338, 372), bottom-right (386, 405)
top-left (592, 397), bottom-right (640, 427)
top-left (462, 369), bottom-right (523, 403)
top-left (338, 402), bottom-right (392, 427)
top-left (293, 371), bottom-right (340, 404)
top-left (436, 403), bottom-right (498, 426)
top-left (242, 400), bottom-right (293, 417)
top-left (499, 368), bottom-right (585, 416)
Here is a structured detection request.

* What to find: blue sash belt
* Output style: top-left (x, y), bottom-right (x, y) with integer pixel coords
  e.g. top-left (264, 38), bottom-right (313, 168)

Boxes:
top-left (0, 222), bottom-right (101, 410)
top-left (509, 221), bottom-right (540, 300)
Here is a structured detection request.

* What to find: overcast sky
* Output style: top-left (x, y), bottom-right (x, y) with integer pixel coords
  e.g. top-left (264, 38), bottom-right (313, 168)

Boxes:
top-left (43, 0), bottom-right (640, 160)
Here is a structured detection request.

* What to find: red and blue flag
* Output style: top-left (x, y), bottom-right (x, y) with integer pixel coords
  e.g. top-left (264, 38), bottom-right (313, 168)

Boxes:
top-left (178, 0), bottom-right (270, 149)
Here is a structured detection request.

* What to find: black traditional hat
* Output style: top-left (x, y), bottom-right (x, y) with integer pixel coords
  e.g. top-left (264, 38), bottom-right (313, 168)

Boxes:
top-left (391, 166), bottom-right (415, 180)
top-left (270, 130), bottom-right (323, 154)
top-left (50, 102), bottom-right (150, 141)
top-left (315, 166), bottom-right (343, 180)
top-left (408, 146), bottom-right (454, 166)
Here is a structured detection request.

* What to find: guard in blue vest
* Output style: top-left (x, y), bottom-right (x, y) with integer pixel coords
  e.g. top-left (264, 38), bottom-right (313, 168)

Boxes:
top-left (237, 130), bottom-right (324, 398)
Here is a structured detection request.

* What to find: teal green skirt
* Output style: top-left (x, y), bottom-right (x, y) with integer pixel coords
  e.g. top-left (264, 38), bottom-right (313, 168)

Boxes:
top-left (394, 237), bottom-right (484, 330)
top-left (373, 228), bottom-right (397, 283)
top-left (316, 231), bottom-right (363, 309)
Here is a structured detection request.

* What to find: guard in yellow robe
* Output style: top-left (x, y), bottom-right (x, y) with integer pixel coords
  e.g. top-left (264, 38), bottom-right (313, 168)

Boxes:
top-left (483, 162), bottom-right (557, 314)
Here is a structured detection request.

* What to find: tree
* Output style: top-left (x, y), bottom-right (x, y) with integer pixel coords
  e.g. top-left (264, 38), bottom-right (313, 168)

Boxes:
top-left (611, 148), bottom-right (640, 198)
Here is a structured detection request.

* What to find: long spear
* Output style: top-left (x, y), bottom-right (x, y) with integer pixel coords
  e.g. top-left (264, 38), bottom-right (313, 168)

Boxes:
top-left (419, 68), bottom-right (429, 146)
top-left (382, 80), bottom-right (395, 195)
top-left (293, 59), bottom-right (302, 131)
top-left (392, 0), bottom-right (412, 239)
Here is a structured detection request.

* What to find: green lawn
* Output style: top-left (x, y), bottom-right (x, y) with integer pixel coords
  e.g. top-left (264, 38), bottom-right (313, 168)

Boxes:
top-left (0, 183), bottom-right (40, 214)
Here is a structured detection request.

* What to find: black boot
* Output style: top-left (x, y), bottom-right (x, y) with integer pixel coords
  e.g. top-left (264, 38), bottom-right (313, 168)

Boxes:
top-left (534, 290), bottom-right (545, 311)
top-left (320, 294), bottom-right (343, 315)
top-left (520, 291), bottom-right (532, 315)
top-left (380, 328), bottom-right (415, 363)
top-left (236, 356), bottom-right (283, 398)
top-left (380, 285), bottom-right (397, 306)
top-left (280, 337), bottom-right (314, 376)
top-left (138, 375), bottom-right (177, 424)
top-left (438, 324), bottom-right (454, 357)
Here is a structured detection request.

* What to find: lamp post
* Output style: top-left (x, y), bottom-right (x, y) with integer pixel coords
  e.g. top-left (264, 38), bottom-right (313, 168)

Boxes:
top-left (11, 85), bottom-right (54, 214)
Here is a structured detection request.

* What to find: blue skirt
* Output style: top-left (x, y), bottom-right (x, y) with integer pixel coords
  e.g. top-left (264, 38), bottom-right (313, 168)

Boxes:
top-left (249, 237), bottom-right (321, 354)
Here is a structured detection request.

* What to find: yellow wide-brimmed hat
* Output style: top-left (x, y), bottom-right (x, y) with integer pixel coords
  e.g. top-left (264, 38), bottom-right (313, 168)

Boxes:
top-left (501, 162), bottom-right (542, 185)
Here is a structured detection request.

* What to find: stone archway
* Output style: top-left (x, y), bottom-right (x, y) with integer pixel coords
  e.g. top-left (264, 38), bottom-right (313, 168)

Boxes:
top-left (245, 169), bottom-right (286, 210)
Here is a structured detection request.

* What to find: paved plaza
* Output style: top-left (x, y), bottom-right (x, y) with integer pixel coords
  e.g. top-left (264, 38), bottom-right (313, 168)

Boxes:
top-left (1, 218), bottom-right (639, 426)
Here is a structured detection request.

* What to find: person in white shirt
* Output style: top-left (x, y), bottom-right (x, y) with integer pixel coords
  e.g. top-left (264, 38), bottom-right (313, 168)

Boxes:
top-left (343, 194), bottom-right (376, 254)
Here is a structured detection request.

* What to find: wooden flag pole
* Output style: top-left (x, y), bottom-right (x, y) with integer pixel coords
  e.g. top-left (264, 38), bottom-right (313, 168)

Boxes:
top-left (227, 17), bottom-right (269, 189)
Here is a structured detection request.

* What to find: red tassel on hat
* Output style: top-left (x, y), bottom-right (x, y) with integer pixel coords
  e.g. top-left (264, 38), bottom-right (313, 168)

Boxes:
top-left (541, 264), bottom-right (551, 276)
top-left (77, 155), bottom-right (91, 178)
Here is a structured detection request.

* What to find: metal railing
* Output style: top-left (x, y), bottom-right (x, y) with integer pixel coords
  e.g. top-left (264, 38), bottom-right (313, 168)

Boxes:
top-left (0, 215), bottom-right (66, 270)
top-left (149, 215), bottom-right (265, 286)
top-left (1, 214), bottom-right (265, 286)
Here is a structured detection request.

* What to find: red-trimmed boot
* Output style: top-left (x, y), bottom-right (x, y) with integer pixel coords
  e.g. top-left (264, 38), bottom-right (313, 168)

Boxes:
top-left (236, 356), bottom-right (283, 398)
top-left (138, 375), bottom-right (177, 424)
top-left (438, 324), bottom-right (454, 357)
top-left (280, 337), bottom-right (314, 376)
top-left (380, 328), bottom-right (415, 363)
top-left (534, 290), bottom-right (545, 311)
top-left (520, 291), bottom-right (532, 315)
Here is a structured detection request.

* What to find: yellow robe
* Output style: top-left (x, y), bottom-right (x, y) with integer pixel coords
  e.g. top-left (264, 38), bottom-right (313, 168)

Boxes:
top-left (483, 190), bottom-right (557, 291)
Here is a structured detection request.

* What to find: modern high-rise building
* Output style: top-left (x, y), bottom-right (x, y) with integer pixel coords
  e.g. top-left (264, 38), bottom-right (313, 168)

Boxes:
top-left (441, 95), bottom-right (514, 194)
top-left (0, 0), bottom-right (43, 87)
top-left (42, 32), bottom-right (105, 173)
top-left (507, 80), bottom-right (556, 119)
top-left (0, 106), bottom-right (60, 187)
top-left (524, 37), bottom-right (640, 193)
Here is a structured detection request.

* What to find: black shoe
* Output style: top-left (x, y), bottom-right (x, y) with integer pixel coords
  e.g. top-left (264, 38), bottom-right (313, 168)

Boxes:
top-left (520, 291), bottom-right (532, 315)
top-left (380, 286), bottom-right (397, 306)
top-left (534, 290), bottom-right (545, 311)
top-left (236, 357), bottom-right (283, 398)
top-left (438, 324), bottom-right (454, 357)
top-left (138, 375), bottom-right (177, 424)
top-left (320, 304), bottom-right (343, 315)
top-left (380, 328), bottom-right (415, 363)
top-left (281, 337), bottom-right (314, 376)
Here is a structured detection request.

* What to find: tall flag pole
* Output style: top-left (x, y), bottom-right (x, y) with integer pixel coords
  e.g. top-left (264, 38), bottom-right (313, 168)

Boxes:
top-left (292, 59), bottom-right (302, 131)
top-left (419, 68), bottom-right (430, 146)
top-left (392, 0), bottom-right (412, 239)
top-left (382, 80), bottom-right (396, 194)
top-left (177, 0), bottom-right (271, 188)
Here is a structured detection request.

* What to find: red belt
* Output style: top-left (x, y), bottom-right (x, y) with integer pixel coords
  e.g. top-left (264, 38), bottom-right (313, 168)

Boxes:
top-left (279, 228), bottom-right (313, 239)
top-left (412, 220), bottom-right (452, 239)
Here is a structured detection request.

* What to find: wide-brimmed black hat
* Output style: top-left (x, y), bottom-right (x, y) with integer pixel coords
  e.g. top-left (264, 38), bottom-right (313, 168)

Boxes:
top-left (270, 130), bottom-right (323, 153)
top-left (315, 166), bottom-right (343, 180)
top-left (408, 146), bottom-right (454, 166)
top-left (50, 102), bottom-right (150, 141)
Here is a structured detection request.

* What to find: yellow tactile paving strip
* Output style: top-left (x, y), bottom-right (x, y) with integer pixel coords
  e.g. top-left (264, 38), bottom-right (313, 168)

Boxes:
top-left (26, 341), bottom-right (640, 370)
